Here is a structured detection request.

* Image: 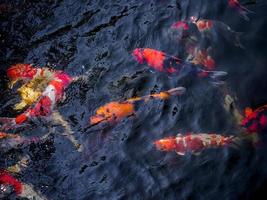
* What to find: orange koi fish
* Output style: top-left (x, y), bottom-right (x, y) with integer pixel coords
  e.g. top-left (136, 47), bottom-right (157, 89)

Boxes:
top-left (0, 64), bottom-right (73, 131)
top-left (133, 48), bottom-right (226, 84)
top-left (154, 133), bottom-right (236, 155)
top-left (228, 0), bottom-right (252, 21)
top-left (241, 105), bottom-right (267, 133)
top-left (90, 87), bottom-right (186, 125)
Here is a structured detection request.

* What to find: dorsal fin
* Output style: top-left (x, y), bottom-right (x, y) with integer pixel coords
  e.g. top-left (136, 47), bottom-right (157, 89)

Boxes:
top-left (245, 107), bottom-right (253, 117)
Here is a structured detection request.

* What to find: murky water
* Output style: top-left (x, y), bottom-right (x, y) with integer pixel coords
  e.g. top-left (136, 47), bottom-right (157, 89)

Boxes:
top-left (1, 0), bottom-right (267, 199)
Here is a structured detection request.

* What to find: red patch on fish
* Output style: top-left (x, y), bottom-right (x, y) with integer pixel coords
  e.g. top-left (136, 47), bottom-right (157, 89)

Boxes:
top-left (171, 21), bottom-right (189, 30)
top-left (0, 170), bottom-right (23, 195)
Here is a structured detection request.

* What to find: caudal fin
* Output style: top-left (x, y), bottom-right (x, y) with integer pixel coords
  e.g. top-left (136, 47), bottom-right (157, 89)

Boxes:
top-left (0, 117), bottom-right (27, 131)
top-left (204, 70), bottom-right (228, 86)
top-left (167, 87), bottom-right (186, 96)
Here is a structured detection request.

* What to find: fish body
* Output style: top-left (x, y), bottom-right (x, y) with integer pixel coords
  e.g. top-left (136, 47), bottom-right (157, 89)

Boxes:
top-left (154, 133), bottom-right (235, 155)
top-left (133, 48), bottom-right (226, 83)
top-left (0, 170), bottom-right (22, 195)
top-left (0, 132), bottom-right (20, 140)
top-left (1, 69), bottom-right (73, 130)
top-left (90, 87), bottom-right (186, 125)
top-left (241, 105), bottom-right (267, 133)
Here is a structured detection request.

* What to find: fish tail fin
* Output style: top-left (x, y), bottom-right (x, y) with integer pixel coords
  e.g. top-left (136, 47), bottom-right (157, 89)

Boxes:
top-left (167, 87), bottom-right (186, 96)
top-left (234, 32), bottom-right (245, 49)
top-left (0, 117), bottom-right (28, 131)
top-left (204, 70), bottom-right (228, 86)
top-left (238, 132), bottom-right (261, 147)
top-left (239, 6), bottom-right (254, 21)
top-left (229, 136), bottom-right (242, 149)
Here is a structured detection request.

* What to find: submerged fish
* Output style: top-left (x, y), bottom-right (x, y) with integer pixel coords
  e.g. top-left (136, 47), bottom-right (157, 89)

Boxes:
top-left (241, 105), bottom-right (267, 133)
top-left (90, 87), bottom-right (186, 125)
top-left (0, 132), bottom-right (20, 140)
top-left (133, 48), bottom-right (226, 84)
top-left (171, 16), bottom-right (243, 48)
top-left (154, 133), bottom-right (236, 155)
top-left (186, 46), bottom-right (216, 70)
top-left (228, 0), bottom-right (253, 21)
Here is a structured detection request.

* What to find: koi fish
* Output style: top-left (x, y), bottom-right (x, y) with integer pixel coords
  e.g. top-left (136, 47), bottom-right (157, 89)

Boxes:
top-left (90, 87), bottom-right (186, 125)
top-left (228, 0), bottom-right (252, 21)
top-left (154, 133), bottom-right (236, 155)
top-left (0, 65), bottom-right (73, 131)
top-left (241, 105), bottom-right (267, 133)
top-left (0, 170), bottom-right (22, 196)
top-left (132, 48), bottom-right (227, 84)
top-left (186, 46), bottom-right (216, 70)
top-left (171, 17), bottom-right (243, 48)
top-left (7, 64), bottom-right (55, 110)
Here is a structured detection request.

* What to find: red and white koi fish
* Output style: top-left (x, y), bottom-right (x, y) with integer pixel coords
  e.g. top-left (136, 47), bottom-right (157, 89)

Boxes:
top-left (133, 48), bottom-right (227, 85)
top-left (0, 170), bottom-right (22, 196)
top-left (1, 64), bottom-right (73, 131)
top-left (228, 0), bottom-right (253, 21)
top-left (154, 133), bottom-right (236, 155)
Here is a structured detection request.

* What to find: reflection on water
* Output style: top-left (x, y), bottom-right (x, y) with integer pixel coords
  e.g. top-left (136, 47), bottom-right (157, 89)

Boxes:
top-left (1, 0), bottom-right (267, 199)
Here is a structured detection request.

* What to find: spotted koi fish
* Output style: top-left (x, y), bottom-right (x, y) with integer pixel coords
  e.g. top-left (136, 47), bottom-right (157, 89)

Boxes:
top-left (186, 46), bottom-right (216, 70)
top-left (154, 133), bottom-right (236, 155)
top-left (132, 48), bottom-right (227, 84)
top-left (228, 0), bottom-right (253, 21)
top-left (0, 64), bottom-right (73, 131)
top-left (90, 87), bottom-right (186, 125)
top-left (171, 16), bottom-right (243, 48)
top-left (0, 132), bottom-right (20, 140)
top-left (241, 105), bottom-right (267, 133)
top-left (0, 170), bottom-right (22, 196)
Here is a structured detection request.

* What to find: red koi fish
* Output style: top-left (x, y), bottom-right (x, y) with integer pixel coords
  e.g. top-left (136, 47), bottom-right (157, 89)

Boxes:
top-left (0, 170), bottom-right (23, 196)
top-left (154, 133), bottom-right (236, 155)
top-left (241, 105), bottom-right (267, 133)
top-left (186, 46), bottom-right (215, 70)
top-left (228, 0), bottom-right (252, 21)
top-left (90, 87), bottom-right (186, 125)
top-left (1, 65), bottom-right (73, 131)
top-left (133, 48), bottom-right (227, 84)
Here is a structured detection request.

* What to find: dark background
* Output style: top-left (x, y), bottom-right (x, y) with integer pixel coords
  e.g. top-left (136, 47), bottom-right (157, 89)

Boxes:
top-left (1, 0), bottom-right (267, 199)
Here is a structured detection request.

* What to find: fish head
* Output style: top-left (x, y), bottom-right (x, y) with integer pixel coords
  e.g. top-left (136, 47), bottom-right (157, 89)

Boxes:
top-left (7, 64), bottom-right (37, 81)
top-left (190, 16), bottom-right (198, 23)
top-left (154, 137), bottom-right (177, 151)
top-left (133, 48), bottom-right (144, 64)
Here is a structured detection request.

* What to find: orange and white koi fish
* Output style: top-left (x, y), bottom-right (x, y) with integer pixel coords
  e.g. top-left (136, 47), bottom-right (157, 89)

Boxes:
top-left (90, 87), bottom-right (186, 125)
top-left (241, 105), bottom-right (267, 133)
top-left (133, 48), bottom-right (227, 84)
top-left (186, 46), bottom-right (216, 70)
top-left (0, 64), bottom-right (73, 131)
top-left (154, 133), bottom-right (236, 155)
top-left (228, 0), bottom-right (252, 21)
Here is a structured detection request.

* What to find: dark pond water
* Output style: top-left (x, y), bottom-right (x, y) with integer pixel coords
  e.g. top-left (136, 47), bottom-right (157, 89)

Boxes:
top-left (1, 0), bottom-right (267, 199)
